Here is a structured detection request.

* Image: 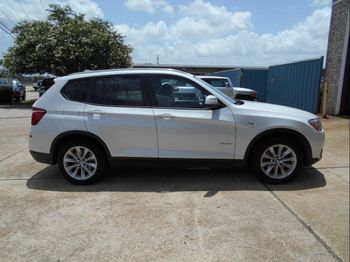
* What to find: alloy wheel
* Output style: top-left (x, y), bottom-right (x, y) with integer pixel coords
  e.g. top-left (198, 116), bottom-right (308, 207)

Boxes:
top-left (260, 144), bottom-right (297, 179)
top-left (63, 146), bottom-right (97, 180)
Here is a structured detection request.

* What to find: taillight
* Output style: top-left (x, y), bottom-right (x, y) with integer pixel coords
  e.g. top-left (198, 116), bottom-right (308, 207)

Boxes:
top-left (31, 107), bottom-right (46, 125)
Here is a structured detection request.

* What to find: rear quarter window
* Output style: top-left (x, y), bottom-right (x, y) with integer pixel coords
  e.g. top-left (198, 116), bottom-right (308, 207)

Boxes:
top-left (61, 78), bottom-right (90, 102)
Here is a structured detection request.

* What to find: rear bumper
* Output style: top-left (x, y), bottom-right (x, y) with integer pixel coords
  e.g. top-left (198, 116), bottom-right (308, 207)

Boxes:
top-left (29, 150), bottom-right (54, 165)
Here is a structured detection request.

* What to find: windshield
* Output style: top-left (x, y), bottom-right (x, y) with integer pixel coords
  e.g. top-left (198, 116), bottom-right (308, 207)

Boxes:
top-left (194, 76), bottom-right (240, 105)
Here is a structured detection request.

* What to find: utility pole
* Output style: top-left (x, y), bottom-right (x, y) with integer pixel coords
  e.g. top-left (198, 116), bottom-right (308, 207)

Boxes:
top-left (157, 55), bottom-right (159, 65)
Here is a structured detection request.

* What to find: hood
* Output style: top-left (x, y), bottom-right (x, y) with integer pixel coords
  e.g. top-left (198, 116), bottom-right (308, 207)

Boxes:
top-left (234, 100), bottom-right (317, 120)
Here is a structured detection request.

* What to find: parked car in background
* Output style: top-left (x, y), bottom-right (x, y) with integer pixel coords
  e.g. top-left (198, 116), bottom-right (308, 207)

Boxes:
top-left (29, 69), bottom-right (324, 185)
top-left (11, 79), bottom-right (26, 102)
top-left (39, 78), bottom-right (55, 97)
top-left (198, 75), bottom-right (257, 101)
top-left (33, 80), bottom-right (42, 90)
top-left (0, 78), bottom-right (12, 104)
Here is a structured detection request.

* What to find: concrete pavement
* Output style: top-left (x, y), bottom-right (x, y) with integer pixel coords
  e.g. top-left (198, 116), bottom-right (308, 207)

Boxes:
top-left (0, 108), bottom-right (348, 261)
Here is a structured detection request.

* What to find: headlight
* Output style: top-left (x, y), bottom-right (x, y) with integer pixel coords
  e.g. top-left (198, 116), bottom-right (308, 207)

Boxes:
top-left (308, 118), bottom-right (323, 132)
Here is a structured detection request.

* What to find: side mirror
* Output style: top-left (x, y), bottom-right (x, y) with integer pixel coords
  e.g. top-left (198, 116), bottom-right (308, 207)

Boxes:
top-left (205, 95), bottom-right (219, 106)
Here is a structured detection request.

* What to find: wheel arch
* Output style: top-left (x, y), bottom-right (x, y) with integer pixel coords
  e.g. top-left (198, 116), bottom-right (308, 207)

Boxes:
top-left (50, 131), bottom-right (112, 165)
top-left (244, 128), bottom-right (313, 166)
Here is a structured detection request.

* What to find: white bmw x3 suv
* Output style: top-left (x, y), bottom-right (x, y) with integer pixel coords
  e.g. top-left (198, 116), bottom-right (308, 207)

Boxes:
top-left (29, 69), bottom-right (324, 184)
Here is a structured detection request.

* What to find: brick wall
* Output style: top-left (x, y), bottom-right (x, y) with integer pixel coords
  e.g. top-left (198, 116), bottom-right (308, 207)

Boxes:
top-left (325, 0), bottom-right (349, 115)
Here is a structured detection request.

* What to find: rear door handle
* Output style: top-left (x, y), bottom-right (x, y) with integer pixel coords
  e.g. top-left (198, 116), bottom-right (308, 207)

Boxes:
top-left (156, 113), bottom-right (175, 120)
top-left (87, 110), bottom-right (104, 118)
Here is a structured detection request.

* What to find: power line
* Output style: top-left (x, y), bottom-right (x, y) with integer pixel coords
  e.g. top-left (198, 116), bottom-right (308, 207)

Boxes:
top-left (0, 23), bottom-right (15, 39)
top-left (0, 17), bottom-right (14, 33)
top-left (0, 9), bottom-right (16, 29)
top-left (19, 2), bottom-right (31, 21)
top-left (39, 0), bottom-right (47, 16)
top-left (0, 20), bottom-right (13, 34)
top-left (6, 0), bottom-right (25, 22)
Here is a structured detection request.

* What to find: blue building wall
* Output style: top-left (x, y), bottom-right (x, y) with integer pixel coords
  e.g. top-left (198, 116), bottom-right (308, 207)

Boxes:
top-left (210, 68), bottom-right (268, 101)
top-left (210, 69), bottom-right (241, 86)
top-left (266, 57), bottom-right (323, 113)
top-left (241, 69), bottom-right (268, 101)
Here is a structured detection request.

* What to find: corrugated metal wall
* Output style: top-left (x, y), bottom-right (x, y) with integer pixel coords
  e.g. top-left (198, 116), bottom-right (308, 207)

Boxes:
top-left (210, 69), bottom-right (241, 86)
top-left (210, 68), bottom-right (268, 101)
top-left (266, 57), bottom-right (323, 113)
top-left (241, 69), bottom-right (268, 101)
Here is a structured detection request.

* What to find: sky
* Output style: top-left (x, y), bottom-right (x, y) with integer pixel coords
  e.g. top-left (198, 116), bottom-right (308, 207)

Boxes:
top-left (0, 0), bottom-right (332, 67)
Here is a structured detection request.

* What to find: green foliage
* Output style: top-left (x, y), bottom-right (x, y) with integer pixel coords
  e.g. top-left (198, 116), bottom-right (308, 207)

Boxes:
top-left (3, 4), bottom-right (132, 76)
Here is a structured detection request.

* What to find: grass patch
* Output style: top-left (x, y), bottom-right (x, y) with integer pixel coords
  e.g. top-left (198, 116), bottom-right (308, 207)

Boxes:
top-left (21, 99), bottom-right (37, 106)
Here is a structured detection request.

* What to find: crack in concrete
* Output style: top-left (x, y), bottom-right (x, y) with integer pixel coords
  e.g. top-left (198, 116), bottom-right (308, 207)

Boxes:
top-left (0, 177), bottom-right (61, 181)
top-left (262, 182), bottom-right (343, 262)
top-left (308, 166), bottom-right (350, 170)
top-left (0, 147), bottom-right (28, 162)
top-left (0, 116), bottom-right (31, 119)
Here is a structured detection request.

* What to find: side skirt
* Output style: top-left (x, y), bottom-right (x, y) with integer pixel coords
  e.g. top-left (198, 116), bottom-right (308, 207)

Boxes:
top-left (111, 157), bottom-right (246, 169)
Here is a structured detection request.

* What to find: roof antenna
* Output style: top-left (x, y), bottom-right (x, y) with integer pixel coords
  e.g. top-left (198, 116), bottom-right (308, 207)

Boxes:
top-left (157, 54), bottom-right (159, 65)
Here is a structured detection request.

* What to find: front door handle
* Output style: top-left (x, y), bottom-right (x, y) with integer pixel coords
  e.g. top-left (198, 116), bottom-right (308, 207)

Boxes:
top-left (156, 113), bottom-right (175, 120)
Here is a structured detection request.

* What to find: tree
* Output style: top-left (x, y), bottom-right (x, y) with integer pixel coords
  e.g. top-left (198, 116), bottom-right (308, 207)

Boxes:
top-left (3, 4), bottom-right (132, 76)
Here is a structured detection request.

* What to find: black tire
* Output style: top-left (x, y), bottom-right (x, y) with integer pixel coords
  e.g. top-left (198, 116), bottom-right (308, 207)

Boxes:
top-left (15, 96), bottom-right (20, 103)
top-left (250, 138), bottom-right (302, 183)
top-left (57, 139), bottom-right (108, 185)
top-left (21, 95), bottom-right (26, 101)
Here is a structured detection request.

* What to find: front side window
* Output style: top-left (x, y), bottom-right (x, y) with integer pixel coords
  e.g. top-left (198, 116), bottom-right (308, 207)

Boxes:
top-left (89, 75), bottom-right (145, 106)
top-left (61, 78), bottom-right (90, 102)
top-left (149, 75), bottom-right (211, 108)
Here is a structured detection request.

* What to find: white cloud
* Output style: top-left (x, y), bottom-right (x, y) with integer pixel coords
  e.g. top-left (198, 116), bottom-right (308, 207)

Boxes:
top-left (0, 0), bottom-right (103, 58)
top-left (179, 0), bottom-right (252, 31)
top-left (0, 0), bottom-right (103, 25)
top-left (310, 0), bottom-right (332, 8)
top-left (124, 0), bottom-right (174, 14)
top-left (67, 0), bottom-right (104, 19)
top-left (115, 0), bottom-right (331, 66)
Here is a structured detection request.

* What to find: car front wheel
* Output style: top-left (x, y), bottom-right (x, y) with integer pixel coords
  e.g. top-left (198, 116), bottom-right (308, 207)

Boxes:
top-left (57, 140), bottom-right (107, 184)
top-left (250, 138), bottom-right (302, 183)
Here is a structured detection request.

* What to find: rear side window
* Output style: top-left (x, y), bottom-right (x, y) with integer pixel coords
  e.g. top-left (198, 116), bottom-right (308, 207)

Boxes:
top-left (61, 78), bottom-right (90, 102)
top-left (89, 75), bottom-right (146, 106)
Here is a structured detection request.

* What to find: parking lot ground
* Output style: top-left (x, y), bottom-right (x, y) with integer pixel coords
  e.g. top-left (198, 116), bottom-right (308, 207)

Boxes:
top-left (0, 108), bottom-right (348, 261)
top-left (25, 85), bottom-right (39, 101)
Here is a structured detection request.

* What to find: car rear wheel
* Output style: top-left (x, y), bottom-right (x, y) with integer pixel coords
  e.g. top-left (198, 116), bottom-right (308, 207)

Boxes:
top-left (58, 140), bottom-right (107, 184)
top-left (250, 138), bottom-right (301, 183)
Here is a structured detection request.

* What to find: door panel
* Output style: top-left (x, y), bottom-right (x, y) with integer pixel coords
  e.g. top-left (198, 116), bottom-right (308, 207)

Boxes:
top-left (84, 105), bottom-right (158, 157)
top-left (148, 74), bottom-right (236, 159)
top-left (153, 107), bottom-right (235, 159)
top-left (83, 74), bottom-right (158, 158)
